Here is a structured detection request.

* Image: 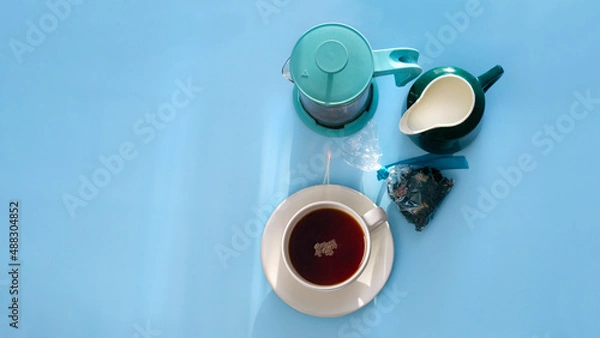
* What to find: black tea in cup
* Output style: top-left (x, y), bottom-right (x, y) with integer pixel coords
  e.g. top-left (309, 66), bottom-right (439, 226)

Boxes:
top-left (288, 208), bottom-right (366, 286)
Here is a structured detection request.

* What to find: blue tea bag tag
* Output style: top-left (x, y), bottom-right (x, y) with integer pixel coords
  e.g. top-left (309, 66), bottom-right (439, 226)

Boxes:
top-left (376, 154), bottom-right (469, 181)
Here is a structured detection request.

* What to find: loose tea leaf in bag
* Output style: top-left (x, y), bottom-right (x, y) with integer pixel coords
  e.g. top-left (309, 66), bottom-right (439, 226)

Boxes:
top-left (385, 165), bottom-right (454, 231)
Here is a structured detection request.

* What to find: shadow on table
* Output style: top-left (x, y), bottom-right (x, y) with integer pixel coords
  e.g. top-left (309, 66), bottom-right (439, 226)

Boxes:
top-left (251, 284), bottom-right (403, 338)
top-left (284, 111), bottom-right (365, 198)
top-left (249, 290), bottom-right (349, 338)
top-left (252, 102), bottom-right (396, 338)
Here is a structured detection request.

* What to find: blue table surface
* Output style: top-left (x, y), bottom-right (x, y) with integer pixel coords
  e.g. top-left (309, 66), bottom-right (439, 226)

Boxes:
top-left (1, 1), bottom-right (599, 337)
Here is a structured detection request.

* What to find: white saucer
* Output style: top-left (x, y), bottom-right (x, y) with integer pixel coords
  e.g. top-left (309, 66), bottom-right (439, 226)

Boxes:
top-left (261, 184), bottom-right (394, 317)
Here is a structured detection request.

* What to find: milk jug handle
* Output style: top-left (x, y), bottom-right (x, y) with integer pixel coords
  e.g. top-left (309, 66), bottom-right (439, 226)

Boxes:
top-left (372, 48), bottom-right (422, 87)
top-left (477, 65), bottom-right (504, 92)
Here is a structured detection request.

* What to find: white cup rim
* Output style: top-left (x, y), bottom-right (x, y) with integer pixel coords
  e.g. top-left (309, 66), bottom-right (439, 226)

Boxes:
top-left (281, 201), bottom-right (373, 292)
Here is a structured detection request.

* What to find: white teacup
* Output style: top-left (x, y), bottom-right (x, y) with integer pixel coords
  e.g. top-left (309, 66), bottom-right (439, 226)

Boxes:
top-left (281, 201), bottom-right (387, 291)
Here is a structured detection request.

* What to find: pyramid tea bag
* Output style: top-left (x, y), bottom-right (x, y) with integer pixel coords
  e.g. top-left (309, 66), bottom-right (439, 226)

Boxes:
top-left (377, 155), bottom-right (468, 231)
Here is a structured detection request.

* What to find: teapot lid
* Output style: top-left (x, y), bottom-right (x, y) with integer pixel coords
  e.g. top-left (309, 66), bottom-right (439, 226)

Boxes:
top-left (289, 23), bottom-right (374, 106)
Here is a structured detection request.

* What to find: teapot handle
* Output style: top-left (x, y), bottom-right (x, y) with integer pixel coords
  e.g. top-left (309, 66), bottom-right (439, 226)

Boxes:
top-left (372, 48), bottom-right (422, 87)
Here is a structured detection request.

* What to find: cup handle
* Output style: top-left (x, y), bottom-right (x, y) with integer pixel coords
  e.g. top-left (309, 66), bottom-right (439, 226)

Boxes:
top-left (362, 206), bottom-right (388, 231)
top-left (477, 65), bottom-right (504, 92)
top-left (372, 48), bottom-right (422, 87)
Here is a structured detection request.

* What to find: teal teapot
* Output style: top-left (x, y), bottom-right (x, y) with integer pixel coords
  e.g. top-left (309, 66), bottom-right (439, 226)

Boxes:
top-left (283, 23), bottom-right (422, 137)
